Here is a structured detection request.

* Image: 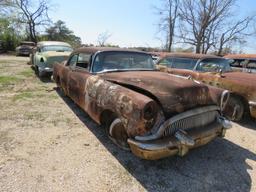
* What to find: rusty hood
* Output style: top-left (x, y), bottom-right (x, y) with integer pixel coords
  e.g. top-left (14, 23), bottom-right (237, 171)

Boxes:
top-left (100, 71), bottom-right (218, 116)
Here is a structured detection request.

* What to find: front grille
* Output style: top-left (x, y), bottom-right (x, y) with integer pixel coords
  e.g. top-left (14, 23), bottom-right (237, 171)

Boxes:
top-left (163, 110), bottom-right (218, 137)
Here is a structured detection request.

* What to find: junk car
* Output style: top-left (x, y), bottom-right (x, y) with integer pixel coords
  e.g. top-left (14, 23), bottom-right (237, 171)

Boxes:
top-left (156, 53), bottom-right (256, 121)
top-left (30, 41), bottom-right (73, 77)
top-left (224, 54), bottom-right (256, 73)
top-left (53, 47), bottom-right (231, 160)
top-left (16, 41), bottom-right (35, 56)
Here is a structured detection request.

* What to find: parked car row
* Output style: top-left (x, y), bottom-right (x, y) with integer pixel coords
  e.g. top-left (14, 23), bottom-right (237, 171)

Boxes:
top-left (27, 41), bottom-right (255, 160)
top-left (155, 53), bottom-right (256, 122)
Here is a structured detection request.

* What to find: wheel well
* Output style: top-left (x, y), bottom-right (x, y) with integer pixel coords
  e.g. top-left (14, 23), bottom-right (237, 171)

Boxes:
top-left (99, 110), bottom-right (117, 126)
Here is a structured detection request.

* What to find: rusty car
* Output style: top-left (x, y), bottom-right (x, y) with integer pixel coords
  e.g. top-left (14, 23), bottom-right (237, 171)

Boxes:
top-left (53, 47), bottom-right (231, 160)
top-left (15, 41), bottom-right (35, 56)
top-left (224, 54), bottom-right (256, 73)
top-left (30, 41), bottom-right (73, 77)
top-left (156, 53), bottom-right (256, 121)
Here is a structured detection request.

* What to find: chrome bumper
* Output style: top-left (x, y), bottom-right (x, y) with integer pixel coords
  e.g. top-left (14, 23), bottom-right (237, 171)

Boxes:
top-left (128, 119), bottom-right (231, 160)
top-left (39, 66), bottom-right (53, 73)
top-left (249, 101), bottom-right (256, 118)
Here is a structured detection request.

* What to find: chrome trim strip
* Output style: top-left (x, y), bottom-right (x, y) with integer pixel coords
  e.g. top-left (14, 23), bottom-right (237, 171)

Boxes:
top-left (249, 101), bottom-right (256, 106)
top-left (220, 90), bottom-right (230, 112)
top-left (135, 105), bottom-right (220, 141)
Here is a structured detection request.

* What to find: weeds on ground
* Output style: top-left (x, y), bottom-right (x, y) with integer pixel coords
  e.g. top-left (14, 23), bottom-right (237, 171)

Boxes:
top-left (0, 76), bottom-right (21, 86)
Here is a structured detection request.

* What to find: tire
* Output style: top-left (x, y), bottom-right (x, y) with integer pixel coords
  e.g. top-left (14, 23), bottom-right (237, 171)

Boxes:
top-left (106, 117), bottom-right (130, 151)
top-left (35, 66), bottom-right (39, 75)
top-left (224, 96), bottom-right (244, 122)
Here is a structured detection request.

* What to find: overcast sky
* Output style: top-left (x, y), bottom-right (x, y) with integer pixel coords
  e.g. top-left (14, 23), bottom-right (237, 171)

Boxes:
top-left (50, 0), bottom-right (256, 53)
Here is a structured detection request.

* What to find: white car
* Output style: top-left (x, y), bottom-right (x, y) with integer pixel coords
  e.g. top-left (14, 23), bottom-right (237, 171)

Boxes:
top-left (30, 41), bottom-right (73, 77)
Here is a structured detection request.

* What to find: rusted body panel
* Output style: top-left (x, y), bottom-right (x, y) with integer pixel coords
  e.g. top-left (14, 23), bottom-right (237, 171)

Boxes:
top-left (102, 71), bottom-right (224, 116)
top-left (53, 47), bottom-right (231, 160)
top-left (157, 53), bottom-right (256, 119)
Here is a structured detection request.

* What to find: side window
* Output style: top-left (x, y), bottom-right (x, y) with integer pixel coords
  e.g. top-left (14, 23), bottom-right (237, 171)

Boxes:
top-left (247, 60), bottom-right (256, 69)
top-left (37, 47), bottom-right (41, 53)
top-left (172, 58), bottom-right (197, 70)
top-left (158, 58), bottom-right (172, 66)
top-left (67, 54), bottom-right (78, 67)
top-left (229, 59), bottom-right (241, 67)
top-left (76, 53), bottom-right (91, 69)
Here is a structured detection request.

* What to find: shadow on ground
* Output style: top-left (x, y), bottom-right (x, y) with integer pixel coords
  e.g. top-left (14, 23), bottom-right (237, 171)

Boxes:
top-left (56, 88), bottom-right (256, 192)
top-left (238, 116), bottom-right (256, 130)
top-left (30, 66), bottom-right (53, 83)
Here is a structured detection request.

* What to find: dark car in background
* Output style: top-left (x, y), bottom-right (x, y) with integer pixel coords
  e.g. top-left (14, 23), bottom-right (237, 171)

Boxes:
top-left (156, 53), bottom-right (256, 122)
top-left (53, 47), bottom-right (231, 160)
top-left (16, 41), bottom-right (36, 56)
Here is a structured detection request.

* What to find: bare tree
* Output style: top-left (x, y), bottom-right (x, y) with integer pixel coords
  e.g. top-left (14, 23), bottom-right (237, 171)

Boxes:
top-left (15, 0), bottom-right (51, 43)
top-left (155, 0), bottom-right (180, 52)
top-left (97, 31), bottom-right (112, 47)
top-left (179, 0), bottom-right (235, 53)
top-left (214, 16), bottom-right (255, 55)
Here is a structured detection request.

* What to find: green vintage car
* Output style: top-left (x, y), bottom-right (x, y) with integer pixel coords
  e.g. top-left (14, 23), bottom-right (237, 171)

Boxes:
top-left (30, 41), bottom-right (73, 77)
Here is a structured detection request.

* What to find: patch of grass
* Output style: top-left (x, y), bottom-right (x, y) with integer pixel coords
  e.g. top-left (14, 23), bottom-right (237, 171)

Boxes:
top-left (0, 76), bottom-right (21, 86)
top-left (18, 68), bottom-right (34, 78)
top-left (12, 92), bottom-right (34, 101)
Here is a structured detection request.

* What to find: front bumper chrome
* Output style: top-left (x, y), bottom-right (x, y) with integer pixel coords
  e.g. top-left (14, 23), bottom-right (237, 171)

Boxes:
top-left (39, 66), bottom-right (53, 73)
top-left (249, 101), bottom-right (256, 118)
top-left (128, 121), bottom-right (230, 160)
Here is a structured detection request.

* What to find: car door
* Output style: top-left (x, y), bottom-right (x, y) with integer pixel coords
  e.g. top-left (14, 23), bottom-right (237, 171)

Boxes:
top-left (194, 60), bottom-right (223, 87)
top-left (60, 54), bottom-right (78, 96)
top-left (68, 53), bottom-right (92, 108)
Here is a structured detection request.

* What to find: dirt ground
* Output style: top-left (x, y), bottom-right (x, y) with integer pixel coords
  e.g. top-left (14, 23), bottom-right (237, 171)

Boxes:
top-left (0, 55), bottom-right (255, 192)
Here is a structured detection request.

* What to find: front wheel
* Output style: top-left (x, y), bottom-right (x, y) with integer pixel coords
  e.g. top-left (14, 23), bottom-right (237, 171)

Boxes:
top-left (224, 96), bottom-right (244, 122)
top-left (106, 118), bottom-right (130, 151)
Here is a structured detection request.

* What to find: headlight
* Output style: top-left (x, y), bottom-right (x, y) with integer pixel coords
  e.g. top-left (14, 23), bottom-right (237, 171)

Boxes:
top-left (143, 101), bottom-right (157, 120)
top-left (40, 57), bottom-right (44, 62)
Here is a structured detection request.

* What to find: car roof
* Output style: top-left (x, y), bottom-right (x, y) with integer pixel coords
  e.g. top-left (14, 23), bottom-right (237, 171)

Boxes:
top-left (224, 54), bottom-right (256, 60)
top-left (37, 41), bottom-right (71, 47)
top-left (159, 52), bottom-right (221, 60)
top-left (72, 47), bottom-right (149, 55)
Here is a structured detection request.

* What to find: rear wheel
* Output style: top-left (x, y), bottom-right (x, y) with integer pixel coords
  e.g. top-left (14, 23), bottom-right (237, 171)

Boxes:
top-left (106, 116), bottom-right (130, 151)
top-left (224, 96), bottom-right (244, 122)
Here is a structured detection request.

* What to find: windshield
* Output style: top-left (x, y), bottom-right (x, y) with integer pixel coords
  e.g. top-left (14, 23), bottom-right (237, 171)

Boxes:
top-left (92, 51), bottom-right (155, 73)
top-left (196, 58), bottom-right (232, 72)
top-left (41, 45), bottom-right (73, 52)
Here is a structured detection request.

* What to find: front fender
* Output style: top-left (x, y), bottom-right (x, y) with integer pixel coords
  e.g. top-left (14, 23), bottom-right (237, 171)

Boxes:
top-left (84, 75), bottom-right (159, 137)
